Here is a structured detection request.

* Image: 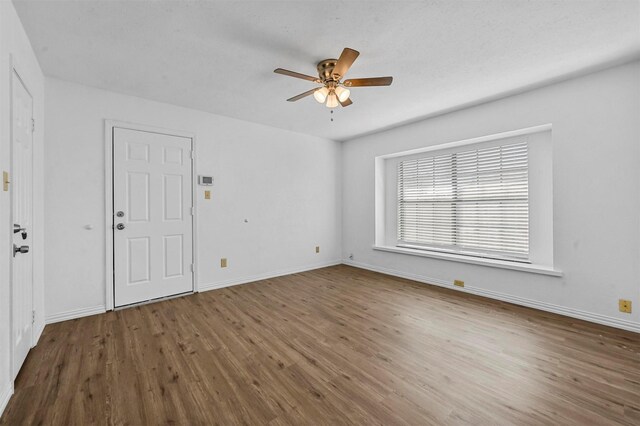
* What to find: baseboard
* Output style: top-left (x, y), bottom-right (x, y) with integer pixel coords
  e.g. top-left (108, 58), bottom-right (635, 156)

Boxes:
top-left (45, 262), bottom-right (341, 322)
top-left (198, 260), bottom-right (343, 292)
top-left (0, 381), bottom-right (13, 419)
top-left (45, 305), bottom-right (106, 324)
top-left (344, 259), bottom-right (640, 334)
top-left (41, 259), bottom-right (638, 333)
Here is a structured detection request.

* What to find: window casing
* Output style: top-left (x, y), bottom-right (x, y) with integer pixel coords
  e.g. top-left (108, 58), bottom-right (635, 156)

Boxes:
top-left (397, 141), bottom-right (529, 262)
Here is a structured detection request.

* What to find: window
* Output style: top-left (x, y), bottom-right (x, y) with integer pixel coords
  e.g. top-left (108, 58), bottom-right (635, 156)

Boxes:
top-left (374, 125), bottom-right (554, 273)
top-left (397, 141), bottom-right (529, 262)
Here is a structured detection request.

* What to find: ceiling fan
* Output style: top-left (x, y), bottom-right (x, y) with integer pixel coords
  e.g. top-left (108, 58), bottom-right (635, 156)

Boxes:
top-left (274, 48), bottom-right (393, 108)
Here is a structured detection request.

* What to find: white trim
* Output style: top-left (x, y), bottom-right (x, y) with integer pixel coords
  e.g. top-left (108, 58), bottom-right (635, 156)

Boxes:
top-left (344, 259), bottom-right (640, 334)
top-left (104, 120), bottom-right (197, 310)
top-left (0, 382), bottom-right (13, 418)
top-left (199, 260), bottom-right (342, 292)
top-left (373, 245), bottom-right (562, 277)
top-left (104, 121), bottom-right (112, 310)
top-left (376, 123), bottom-right (552, 159)
top-left (191, 137), bottom-right (199, 293)
top-left (45, 305), bottom-right (106, 324)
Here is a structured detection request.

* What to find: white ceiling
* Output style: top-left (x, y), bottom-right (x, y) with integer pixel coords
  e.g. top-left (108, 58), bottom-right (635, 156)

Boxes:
top-left (13, 0), bottom-right (640, 141)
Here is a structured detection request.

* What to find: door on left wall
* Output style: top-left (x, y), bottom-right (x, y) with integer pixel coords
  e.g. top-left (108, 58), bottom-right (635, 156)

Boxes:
top-left (11, 69), bottom-right (34, 379)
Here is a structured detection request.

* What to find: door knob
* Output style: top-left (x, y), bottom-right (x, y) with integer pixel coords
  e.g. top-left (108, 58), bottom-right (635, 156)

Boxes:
top-left (13, 244), bottom-right (29, 257)
top-left (116, 223), bottom-right (125, 230)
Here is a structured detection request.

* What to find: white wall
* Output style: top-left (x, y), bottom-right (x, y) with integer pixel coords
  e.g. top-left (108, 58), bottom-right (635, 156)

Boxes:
top-left (44, 78), bottom-right (342, 320)
top-left (0, 0), bottom-right (46, 413)
top-left (342, 60), bottom-right (640, 332)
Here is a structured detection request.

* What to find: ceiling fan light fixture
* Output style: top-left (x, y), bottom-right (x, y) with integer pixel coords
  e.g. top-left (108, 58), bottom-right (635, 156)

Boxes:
top-left (334, 86), bottom-right (350, 102)
top-left (274, 47), bottom-right (393, 108)
top-left (326, 92), bottom-right (339, 108)
top-left (313, 86), bottom-right (329, 103)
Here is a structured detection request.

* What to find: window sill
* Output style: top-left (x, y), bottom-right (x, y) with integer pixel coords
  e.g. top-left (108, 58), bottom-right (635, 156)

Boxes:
top-left (372, 245), bottom-right (563, 277)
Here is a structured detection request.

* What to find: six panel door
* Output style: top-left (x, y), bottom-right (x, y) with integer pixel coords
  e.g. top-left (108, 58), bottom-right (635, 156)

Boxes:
top-left (113, 128), bottom-right (193, 307)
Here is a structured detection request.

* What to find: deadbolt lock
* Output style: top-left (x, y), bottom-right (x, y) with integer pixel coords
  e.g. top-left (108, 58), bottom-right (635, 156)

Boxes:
top-left (116, 211), bottom-right (124, 217)
top-left (13, 223), bottom-right (27, 240)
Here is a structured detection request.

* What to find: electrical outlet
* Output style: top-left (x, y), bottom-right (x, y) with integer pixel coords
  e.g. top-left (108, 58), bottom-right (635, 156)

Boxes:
top-left (204, 190), bottom-right (211, 200)
top-left (619, 299), bottom-right (632, 313)
top-left (454, 279), bottom-right (465, 288)
top-left (315, 246), bottom-right (320, 253)
top-left (220, 258), bottom-right (228, 268)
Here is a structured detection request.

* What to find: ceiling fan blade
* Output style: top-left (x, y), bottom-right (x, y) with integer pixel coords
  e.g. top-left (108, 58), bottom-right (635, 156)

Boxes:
top-left (339, 97), bottom-right (353, 107)
top-left (332, 48), bottom-right (360, 79)
top-left (286, 88), bottom-right (317, 102)
top-left (343, 77), bottom-right (393, 87)
top-left (274, 68), bottom-right (321, 83)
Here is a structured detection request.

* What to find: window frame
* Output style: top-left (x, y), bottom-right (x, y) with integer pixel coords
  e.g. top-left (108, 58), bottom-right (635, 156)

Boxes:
top-left (375, 125), bottom-right (554, 269)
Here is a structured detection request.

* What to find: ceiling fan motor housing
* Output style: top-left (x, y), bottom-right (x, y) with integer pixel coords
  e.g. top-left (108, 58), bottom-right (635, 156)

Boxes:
top-left (317, 59), bottom-right (339, 82)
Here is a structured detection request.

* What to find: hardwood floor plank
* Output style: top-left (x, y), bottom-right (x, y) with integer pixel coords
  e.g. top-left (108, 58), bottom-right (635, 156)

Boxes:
top-left (2, 265), bottom-right (639, 425)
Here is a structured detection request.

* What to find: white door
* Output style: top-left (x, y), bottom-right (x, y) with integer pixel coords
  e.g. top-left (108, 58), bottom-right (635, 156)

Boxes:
top-left (11, 70), bottom-right (34, 379)
top-left (113, 128), bottom-right (193, 307)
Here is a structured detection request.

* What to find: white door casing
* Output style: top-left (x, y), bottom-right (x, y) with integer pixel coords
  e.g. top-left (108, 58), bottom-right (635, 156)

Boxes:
top-left (11, 69), bottom-right (34, 379)
top-left (113, 127), bottom-right (194, 307)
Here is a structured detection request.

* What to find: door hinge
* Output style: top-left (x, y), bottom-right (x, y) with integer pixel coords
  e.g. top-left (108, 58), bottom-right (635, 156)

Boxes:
top-left (190, 263), bottom-right (195, 272)
top-left (191, 206), bottom-right (195, 216)
top-left (191, 150), bottom-right (195, 160)
top-left (32, 310), bottom-right (35, 324)
top-left (31, 118), bottom-right (35, 132)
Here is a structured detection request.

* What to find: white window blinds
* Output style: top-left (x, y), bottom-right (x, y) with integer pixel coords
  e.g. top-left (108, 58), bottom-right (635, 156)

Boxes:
top-left (397, 141), bottom-right (529, 261)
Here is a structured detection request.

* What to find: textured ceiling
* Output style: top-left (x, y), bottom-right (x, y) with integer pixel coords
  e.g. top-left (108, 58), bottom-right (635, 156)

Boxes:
top-left (13, 0), bottom-right (640, 141)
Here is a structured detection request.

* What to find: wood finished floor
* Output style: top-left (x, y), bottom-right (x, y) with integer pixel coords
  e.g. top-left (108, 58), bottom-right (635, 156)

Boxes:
top-left (2, 265), bottom-right (639, 425)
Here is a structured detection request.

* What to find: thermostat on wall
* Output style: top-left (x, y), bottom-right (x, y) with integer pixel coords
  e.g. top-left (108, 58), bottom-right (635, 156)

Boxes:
top-left (198, 175), bottom-right (214, 186)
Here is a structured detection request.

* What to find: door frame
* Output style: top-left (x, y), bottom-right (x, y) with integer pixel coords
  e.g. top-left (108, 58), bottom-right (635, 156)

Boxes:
top-left (104, 120), bottom-right (198, 311)
top-left (9, 56), bottom-right (36, 379)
